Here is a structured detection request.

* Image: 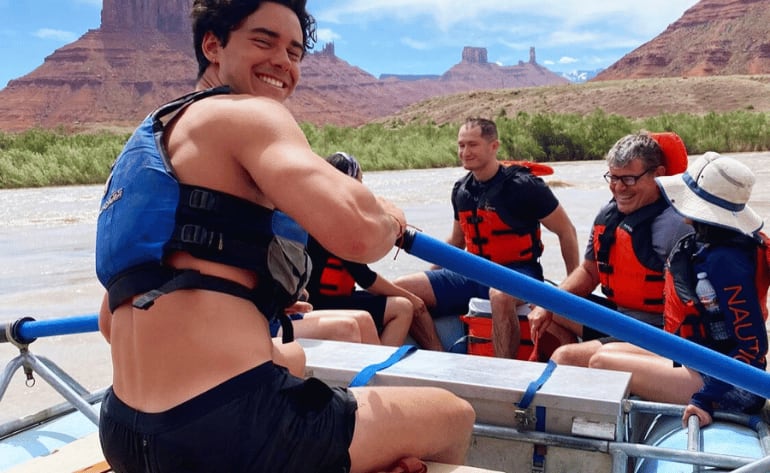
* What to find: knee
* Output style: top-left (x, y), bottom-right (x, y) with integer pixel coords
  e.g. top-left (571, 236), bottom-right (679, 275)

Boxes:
top-left (550, 345), bottom-right (572, 364)
top-left (456, 396), bottom-right (476, 431)
top-left (489, 290), bottom-right (518, 312)
top-left (587, 346), bottom-right (611, 369)
top-left (587, 353), bottom-right (603, 369)
top-left (437, 388), bottom-right (476, 428)
top-left (336, 318), bottom-right (363, 343)
top-left (351, 311), bottom-right (377, 330)
top-left (389, 297), bottom-right (414, 321)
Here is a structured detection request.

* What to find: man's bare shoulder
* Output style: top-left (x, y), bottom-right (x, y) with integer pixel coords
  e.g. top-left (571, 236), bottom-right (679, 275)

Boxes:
top-left (177, 92), bottom-right (302, 153)
top-left (191, 92), bottom-right (294, 123)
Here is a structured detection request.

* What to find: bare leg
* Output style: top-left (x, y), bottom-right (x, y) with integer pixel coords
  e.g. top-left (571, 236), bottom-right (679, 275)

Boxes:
top-left (489, 289), bottom-right (520, 358)
top-left (394, 272), bottom-right (444, 351)
top-left (589, 343), bottom-right (704, 404)
top-left (293, 310), bottom-right (381, 345)
top-left (381, 296), bottom-right (414, 346)
top-left (348, 386), bottom-right (475, 473)
top-left (340, 311), bottom-right (382, 345)
top-left (550, 339), bottom-right (603, 367)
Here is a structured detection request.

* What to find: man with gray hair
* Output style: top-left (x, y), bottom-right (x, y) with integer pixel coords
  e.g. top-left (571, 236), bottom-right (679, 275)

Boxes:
top-left (528, 132), bottom-right (693, 366)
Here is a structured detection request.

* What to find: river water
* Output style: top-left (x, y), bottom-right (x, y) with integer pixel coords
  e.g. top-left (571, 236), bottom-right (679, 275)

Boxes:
top-left (1, 152), bottom-right (768, 423)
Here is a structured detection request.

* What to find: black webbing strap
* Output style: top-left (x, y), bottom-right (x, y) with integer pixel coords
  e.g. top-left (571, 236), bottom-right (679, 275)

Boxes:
top-left (132, 269), bottom-right (253, 309)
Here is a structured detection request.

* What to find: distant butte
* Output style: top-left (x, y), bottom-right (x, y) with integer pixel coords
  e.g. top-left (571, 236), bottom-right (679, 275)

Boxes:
top-left (0, 0), bottom-right (565, 131)
top-left (2, 0), bottom-right (769, 132)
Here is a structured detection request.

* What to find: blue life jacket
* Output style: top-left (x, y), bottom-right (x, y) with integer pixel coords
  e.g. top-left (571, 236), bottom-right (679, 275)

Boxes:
top-left (95, 86), bottom-right (310, 342)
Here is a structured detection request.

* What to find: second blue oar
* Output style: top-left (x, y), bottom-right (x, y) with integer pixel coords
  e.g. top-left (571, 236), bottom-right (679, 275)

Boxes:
top-left (400, 229), bottom-right (770, 399)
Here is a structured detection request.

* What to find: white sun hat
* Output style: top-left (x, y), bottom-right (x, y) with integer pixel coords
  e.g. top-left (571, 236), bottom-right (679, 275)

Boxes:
top-left (655, 151), bottom-right (764, 236)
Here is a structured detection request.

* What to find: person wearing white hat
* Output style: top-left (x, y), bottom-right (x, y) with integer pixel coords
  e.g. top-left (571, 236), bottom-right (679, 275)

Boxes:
top-left (590, 152), bottom-right (769, 427)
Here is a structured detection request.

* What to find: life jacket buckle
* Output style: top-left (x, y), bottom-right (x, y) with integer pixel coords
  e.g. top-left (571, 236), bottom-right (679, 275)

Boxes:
top-left (180, 224), bottom-right (221, 249)
top-left (597, 262), bottom-right (614, 274)
top-left (187, 189), bottom-right (216, 211)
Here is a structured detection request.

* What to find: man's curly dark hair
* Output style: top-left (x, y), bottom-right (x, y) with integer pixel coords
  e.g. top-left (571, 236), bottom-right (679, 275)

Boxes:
top-left (191, 0), bottom-right (317, 79)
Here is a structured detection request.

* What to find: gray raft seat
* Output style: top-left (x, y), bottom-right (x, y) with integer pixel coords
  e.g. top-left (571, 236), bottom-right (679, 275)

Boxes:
top-left (299, 339), bottom-right (632, 473)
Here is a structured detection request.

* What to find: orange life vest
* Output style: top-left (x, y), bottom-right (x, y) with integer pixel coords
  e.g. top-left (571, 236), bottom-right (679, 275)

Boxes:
top-left (458, 208), bottom-right (543, 264)
top-left (593, 199), bottom-right (669, 312)
top-left (454, 166), bottom-right (544, 264)
top-left (317, 256), bottom-right (356, 297)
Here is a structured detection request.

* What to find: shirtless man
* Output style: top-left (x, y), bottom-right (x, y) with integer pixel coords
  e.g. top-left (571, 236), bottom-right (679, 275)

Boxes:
top-left (95, 2), bottom-right (474, 472)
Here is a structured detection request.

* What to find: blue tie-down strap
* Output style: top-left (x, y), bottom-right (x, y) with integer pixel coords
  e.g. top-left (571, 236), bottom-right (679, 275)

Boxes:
top-left (517, 359), bottom-right (557, 409)
top-left (348, 345), bottom-right (418, 387)
top-left (516, 360), bottom-right (556, 472)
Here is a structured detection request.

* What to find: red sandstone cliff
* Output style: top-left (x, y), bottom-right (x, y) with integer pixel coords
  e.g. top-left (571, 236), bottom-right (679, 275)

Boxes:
top-left (0, 1), bottom-right (566, 131)
top-left (594, 0), bottom-right (770, 80)
top-left (3, 0), bottom-right (767, 131)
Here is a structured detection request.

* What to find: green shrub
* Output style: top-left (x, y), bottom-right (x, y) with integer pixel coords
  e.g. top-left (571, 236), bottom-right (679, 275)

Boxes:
top-left (2, 110), bottom-right (769, 189)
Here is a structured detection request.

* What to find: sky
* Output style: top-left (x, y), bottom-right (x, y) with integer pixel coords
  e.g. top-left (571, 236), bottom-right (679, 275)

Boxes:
top-left (0, 0), bottom-right (702, 89)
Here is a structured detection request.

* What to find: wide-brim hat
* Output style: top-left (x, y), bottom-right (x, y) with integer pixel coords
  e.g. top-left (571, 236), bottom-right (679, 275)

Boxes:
top-left (655, 151), bottom-right (764, 236)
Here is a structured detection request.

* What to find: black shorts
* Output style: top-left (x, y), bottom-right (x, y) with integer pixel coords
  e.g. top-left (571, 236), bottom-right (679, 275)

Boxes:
top-left (99, 362), bottom-right (357, 473)
top-left (310, 291), bottom-right (388, 333)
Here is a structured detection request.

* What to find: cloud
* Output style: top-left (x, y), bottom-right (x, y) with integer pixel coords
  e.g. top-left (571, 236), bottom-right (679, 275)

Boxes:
top-left (310, 0), bottom-right (699, 73)
top-left (401, 37), bottom-right (431, 51)
top-left (315, 1), bottom-right (698, 29)
top-left (317, 28), bottom-right (341, 44)
top-left (34, 28), bottom-right (78, 43)
top-left (314, 0), bottom-right (700, 53)
top-left (558, 56), bottom-right (578, 65)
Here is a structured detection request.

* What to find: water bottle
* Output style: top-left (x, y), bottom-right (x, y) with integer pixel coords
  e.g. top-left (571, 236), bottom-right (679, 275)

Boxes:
top-left (695, 272), bottom-right (729, 340)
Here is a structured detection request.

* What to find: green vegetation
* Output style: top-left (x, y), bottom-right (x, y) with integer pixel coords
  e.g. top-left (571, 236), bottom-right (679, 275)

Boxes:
top-left (1, 110), bottom-right (769, 189)
top-left (0, 128), bottom-right (129, 189)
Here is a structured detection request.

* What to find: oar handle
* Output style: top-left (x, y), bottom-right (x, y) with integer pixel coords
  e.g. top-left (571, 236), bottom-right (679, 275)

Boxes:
top-left (1, 314), bottom-right (99, 346)
top-left (400, 229), bottom-right (770, 399)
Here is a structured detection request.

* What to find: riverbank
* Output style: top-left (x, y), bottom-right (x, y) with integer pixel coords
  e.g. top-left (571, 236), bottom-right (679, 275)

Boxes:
top-left (3, 111), bottom-right (770, 188)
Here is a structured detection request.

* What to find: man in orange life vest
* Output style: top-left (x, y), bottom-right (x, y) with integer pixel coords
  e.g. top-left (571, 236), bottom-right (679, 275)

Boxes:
top-left (395, 117), bottom-right (580, 358)
top-left (589, 152), bottom-right (768, 427)
top-left (528, 132), bottom-right (693, 366)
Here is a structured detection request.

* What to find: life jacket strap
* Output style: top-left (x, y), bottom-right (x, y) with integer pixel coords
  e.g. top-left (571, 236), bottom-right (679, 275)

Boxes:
top-left (131, 269), bottom-right (254, 309)
top-left (109, 266), bottom-right (295, 343)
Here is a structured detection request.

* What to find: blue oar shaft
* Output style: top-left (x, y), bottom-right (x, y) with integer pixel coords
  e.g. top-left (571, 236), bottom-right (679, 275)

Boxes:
top-left (2, 314), bottom-right (99, 344)
top-left (403, 230), bottom-right (770, 399)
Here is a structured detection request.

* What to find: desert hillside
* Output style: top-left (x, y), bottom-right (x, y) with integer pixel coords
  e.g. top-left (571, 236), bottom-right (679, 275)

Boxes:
top-left (595, 0), bottom-right (770, 80)
top-left (382, 75), bottom-right (770, 125)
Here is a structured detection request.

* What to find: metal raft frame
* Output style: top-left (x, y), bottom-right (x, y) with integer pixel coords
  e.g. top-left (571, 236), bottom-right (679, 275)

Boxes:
top-left (0, 315), bottom-right (102, 435)
top-left (468, 401), bottom-right (770, 473)
top-left (0, 317), bottom-right (768, 472)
